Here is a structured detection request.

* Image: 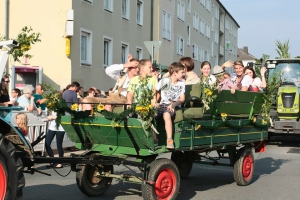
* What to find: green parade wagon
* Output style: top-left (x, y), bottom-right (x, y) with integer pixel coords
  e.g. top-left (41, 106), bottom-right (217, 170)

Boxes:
top-left (0, 83), bottom-right (268, 200)
top-left (56, 84), bottom-right (268, 200)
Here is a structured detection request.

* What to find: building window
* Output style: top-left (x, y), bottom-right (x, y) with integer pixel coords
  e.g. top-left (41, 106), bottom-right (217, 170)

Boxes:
top-left (211, 42), bottom-right (214, 57)
top-left (176, 35), bottom-right (184, 55)
top-left (122, 0), bottom-right (130, 19)
top-left (137, 0), bottom-right (143, 25)
top-left (187, 0), bottom-right (191, 13)
top-left (225, 40), bottom-right (231, 50)
top-left (200, 18), bottom-right (205, 35)
top-left (205, 23), bottom-right (210, 38)
top-left (193, 44), bottom-right (198, 60)
top-left (193, 12), bottom-right (199, 31)
top-left (104, 0), bottom-right (113, 12)
top-left (206, 0), bottom-right (211, 12)
top-left (162, 10), bottom-right (171, 40)
top-left (136, 47), bottom-right (143, 60)
top-left (177, 1), bottom-right (185, 21)
top-left (80, 29), bottom-right (92, 65)
top-left (198, 46), bottom-right (204, 62)
top-left (121, 42), bottom-right (129, 63)
top-left (215, 7), bottom-right (219, 20)
top-left (103, 36), bottom-right (113, 67)
top-left (187, 25), bottom-right (190, 46)
top-left (215, 31), bottom-right (219, 44)
top-left (214, 55), bottom-right (218, 67)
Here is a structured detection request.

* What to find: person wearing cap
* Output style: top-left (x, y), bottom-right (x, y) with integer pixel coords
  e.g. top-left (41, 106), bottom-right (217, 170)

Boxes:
top-left (17, 85), bottom-right (42, 114)
top-left (212, 66), bottom-right (235, 94)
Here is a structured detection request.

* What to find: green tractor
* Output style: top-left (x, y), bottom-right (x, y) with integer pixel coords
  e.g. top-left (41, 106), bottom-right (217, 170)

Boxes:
top-left (267, 58), bottom-right (300, 140)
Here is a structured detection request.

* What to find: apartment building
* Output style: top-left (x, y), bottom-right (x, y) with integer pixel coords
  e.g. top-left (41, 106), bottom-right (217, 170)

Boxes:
top-left (0, 0), bottom-right (239, 91)
top-left (153, 0), bottom-right (239, 74)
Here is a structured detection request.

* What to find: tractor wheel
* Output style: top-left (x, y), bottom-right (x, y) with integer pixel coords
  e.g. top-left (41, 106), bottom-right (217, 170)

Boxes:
top-left (0, 133), bottom-right (25, 200)
top-left (233, 147), bottom-right (254, 186)
top-left (76, 163), bottom-right (113, 197)
top-left (141, 158), bottom-right (180, 200)
top-left (171, 151), bottom-right (194, 178)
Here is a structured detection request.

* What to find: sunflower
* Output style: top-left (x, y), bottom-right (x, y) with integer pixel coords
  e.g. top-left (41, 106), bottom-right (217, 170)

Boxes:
top-left (262, 119), bottom-right (267, 125)
top-left (207, 91), bottom-right (213, 96)
top-left (204, 88), bottom-right (211, 94)
top-left (97, 104), bottom-right (105, 111)
top-left (221, 113), bottom-right (227, 117)
top-left (71, 103), bottom-right (79, 111)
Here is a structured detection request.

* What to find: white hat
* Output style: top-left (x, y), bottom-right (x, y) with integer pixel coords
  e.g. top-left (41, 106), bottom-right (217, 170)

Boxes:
top-left (212, 65), bottom-right (225, 76)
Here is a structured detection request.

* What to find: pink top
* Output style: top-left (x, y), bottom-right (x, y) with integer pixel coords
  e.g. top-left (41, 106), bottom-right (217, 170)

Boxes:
top-left (218, 79), bottom-right (235, 90)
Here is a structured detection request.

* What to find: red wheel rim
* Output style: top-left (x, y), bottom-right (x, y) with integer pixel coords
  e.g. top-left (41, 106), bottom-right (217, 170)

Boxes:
top-left (242, 154), bottom-right (253, 180)
top-left (155, 168), bottom-right (176, 200)
top-left (0, 163), bottom-right (7, 200)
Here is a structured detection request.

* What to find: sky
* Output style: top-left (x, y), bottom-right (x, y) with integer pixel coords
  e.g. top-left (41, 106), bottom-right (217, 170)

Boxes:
top-left (219, 0), bottom-right (300, 59)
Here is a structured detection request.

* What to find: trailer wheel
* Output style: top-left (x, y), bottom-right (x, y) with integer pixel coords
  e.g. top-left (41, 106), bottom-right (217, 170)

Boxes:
top-left (171, 151), bottom-right (194, 178)
top-left (76, 164), bottom-right (113, 197)
top-left (0, 133), bottom-right (25, 200)
top-left (141, 158), bottom-right (180, 200)
top-left (233, 148), bottom-right (254, 186)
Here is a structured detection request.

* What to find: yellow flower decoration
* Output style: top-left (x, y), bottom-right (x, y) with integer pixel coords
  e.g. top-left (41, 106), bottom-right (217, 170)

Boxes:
top-left (71, 103), bottom-right (79, 111)
top-left (97, 104), bottom-right (105, 111)
top-left (114, 123), bottom-right (120, 127)
top-left (47, 102), bottom-right (53, 108)
top-left (221, 113), bottom-right (227, 121)
top-left (253, 117), bottom-right (257, 123)
top-left (221, 113), bottom-right (227, 117)
top-left (204, 88), bottom-right (211, 94)
top-left (262, 119), bottom-right (267, 125)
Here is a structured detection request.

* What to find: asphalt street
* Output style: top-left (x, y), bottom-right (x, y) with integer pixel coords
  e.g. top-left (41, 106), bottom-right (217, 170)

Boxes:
top-left (23, 142), bottom-right (300, 200)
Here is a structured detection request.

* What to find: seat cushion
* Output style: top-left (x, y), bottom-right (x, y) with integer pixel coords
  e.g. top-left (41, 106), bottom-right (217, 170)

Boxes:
top-left (183, 108), bottom-right (203, 119)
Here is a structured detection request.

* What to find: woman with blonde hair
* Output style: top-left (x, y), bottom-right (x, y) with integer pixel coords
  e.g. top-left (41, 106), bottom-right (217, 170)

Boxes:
top-left (16, 112), bottom-right (29, 138)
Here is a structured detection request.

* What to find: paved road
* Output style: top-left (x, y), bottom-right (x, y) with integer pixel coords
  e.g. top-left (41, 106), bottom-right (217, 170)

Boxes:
top-left (23, 142), bottom-right (300, 200)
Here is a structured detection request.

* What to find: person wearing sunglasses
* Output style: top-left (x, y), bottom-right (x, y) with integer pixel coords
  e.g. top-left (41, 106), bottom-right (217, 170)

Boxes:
top-left (0, 75), bottom-right (11, 106)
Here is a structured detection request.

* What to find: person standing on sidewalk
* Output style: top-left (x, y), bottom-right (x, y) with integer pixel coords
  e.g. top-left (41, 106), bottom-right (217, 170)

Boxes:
top-left (45, 92), bottom-right (66, 169)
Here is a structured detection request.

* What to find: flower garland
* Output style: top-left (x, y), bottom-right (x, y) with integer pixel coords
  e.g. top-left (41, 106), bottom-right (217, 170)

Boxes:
top-left (200, 76), bottom-right (218, 112)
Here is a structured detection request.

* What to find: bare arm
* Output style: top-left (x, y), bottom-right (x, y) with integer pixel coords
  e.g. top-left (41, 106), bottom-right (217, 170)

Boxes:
top-left (126, 91), bottom-right (133, 105)
top-left (260, 67), bottom-right (267, 88)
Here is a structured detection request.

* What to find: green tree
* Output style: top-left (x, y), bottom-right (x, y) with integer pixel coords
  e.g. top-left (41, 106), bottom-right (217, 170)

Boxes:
top-left (295, 56), bottom-right (300, 58)
top-left (275, 39), bottom-right (290, 58)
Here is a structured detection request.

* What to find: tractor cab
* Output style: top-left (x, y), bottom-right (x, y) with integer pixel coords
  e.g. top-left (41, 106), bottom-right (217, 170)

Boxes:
top-left (266, 59), bottom-right (300, 139)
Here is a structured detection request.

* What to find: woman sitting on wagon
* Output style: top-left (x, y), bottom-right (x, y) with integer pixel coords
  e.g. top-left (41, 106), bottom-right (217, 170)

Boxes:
top-left (244, 66), bottom-right (267, 92)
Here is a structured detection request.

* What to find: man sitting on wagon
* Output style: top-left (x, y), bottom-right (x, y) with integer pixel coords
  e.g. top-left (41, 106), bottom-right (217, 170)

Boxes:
top-left (81, 54), bottom-right (139, 111)
top-left (155, 62), bottom-right (185, 149)
top-left (127, 59), bottom-right (157, 105)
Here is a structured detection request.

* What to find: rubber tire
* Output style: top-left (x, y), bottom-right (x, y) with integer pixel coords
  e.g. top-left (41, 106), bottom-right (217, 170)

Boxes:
top-left (233, 148), bottom-right (254, 186)
top-left (0, 133), bottom-right (25, 200)
top-left (171, 151), bottom-right (194, 178)
top-left (141, 158), bottom-right (180, 200)
top-left (76, 164), bottom-right (113, 197)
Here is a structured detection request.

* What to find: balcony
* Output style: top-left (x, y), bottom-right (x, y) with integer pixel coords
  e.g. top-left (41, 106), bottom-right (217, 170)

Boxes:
top-left (220, 22), bottom-right (224, 34)
top-left (219, 45), bottom-right (224, 56)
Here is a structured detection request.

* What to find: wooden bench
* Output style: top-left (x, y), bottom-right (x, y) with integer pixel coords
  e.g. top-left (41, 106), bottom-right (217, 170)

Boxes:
top-left (173, 84), bottom-right (264, 122)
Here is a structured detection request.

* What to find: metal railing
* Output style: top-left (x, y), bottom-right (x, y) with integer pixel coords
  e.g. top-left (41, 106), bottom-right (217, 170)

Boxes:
top-left (10, 110), bottom-right (75, 155)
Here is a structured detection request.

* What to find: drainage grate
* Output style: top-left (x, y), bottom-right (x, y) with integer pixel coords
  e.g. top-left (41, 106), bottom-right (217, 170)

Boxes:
top-left (287, 148), bottom-right (300, 154)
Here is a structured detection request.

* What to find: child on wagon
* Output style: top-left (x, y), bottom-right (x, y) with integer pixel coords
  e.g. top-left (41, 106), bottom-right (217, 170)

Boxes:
top-left (155, 62), bottom-right (185, 149)
top-left (16, 112), bottom-right (29, 140)
top-left (212, 65), bottom-right (236, 94)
